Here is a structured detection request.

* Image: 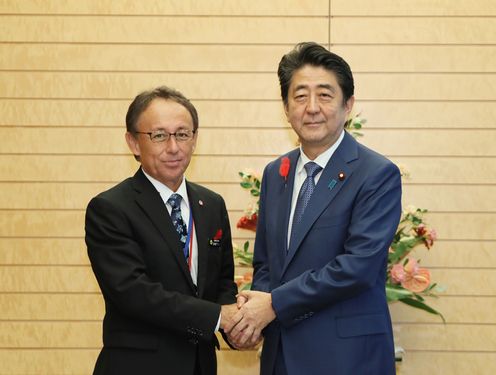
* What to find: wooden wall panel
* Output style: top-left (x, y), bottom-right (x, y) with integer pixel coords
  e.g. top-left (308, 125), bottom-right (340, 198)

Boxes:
top-left (390, 296), bottom-right (496, 324)
top-left (4, 321), bottom-right (496, 353)
top-left (0, 266), bottom-right (97, 293)
top-left (0, 72), bottom-right (281, 100)
top-left (331, 18), bottom-right (496, 44)
top-left (0, 238), bottom-right (87, 265)
top-left (0, 0), bottom-right (328, 16)
top-left (398, 352), bottom-right (496, 375)
top-left (0, 183), bottom-right (114, 209)
top-left (8, 44), bottom-right (495, 74)
top-left (3, 72), bottom-right (495, 101)
top-left (1, 182), bottom-right (495, 214)
top-left (0, 210), bottom-right (493, 242)
top-left (3, 127), bottom-right (496, 157)
top-left (396, 324), bottom-right (496, 351)
top-left (331, 0), bottom-right (496, 16)
top-left (3, 155), bottom-right (495, 184)
top-left (2, 264), bottom-right (495, 295)
top-left (0, 349), bottom-right (260, 375)
top-left (3, 293), bottom-right (495, 325)
top-left (0, 44), bottom-right (288, 72)
top-left (0, 322), bottom-right (101, 347)
top-left (2, 99), bottom-right (495, 129)
top-left (0, 99), bottom-right (288, 128)
top-left (0, 16), bottom-right (328, 44)
top-left (412, 241), bottom-right (495, 268)
top-left (0, 237), bottom-right (493, 269)
top-left (1, 1), bottom-right (494, 374)
top-left (0, 349), bottom-right (99, 375)
top-left (333, 45), bottom-right (496, 73)
top-left (0, 294), bottom-right (103, 320)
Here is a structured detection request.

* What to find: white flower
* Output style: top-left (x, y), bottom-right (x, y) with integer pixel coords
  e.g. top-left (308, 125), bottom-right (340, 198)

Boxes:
top-left (403, 205), bottom-right (417, 215)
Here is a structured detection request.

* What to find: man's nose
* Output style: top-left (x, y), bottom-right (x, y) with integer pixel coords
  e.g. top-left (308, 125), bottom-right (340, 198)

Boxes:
top-left (306, 95), bottom-right (320, 114)
top-left (165, 135), bottom-right (180, 152)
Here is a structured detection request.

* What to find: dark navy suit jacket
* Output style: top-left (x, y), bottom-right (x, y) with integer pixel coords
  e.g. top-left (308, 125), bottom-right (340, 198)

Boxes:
top-left (252, 131), bottom-right (401, 375)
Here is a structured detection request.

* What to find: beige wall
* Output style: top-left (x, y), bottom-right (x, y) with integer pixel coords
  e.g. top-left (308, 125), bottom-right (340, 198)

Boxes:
top-left (1, 1), bottom-right (495, 374)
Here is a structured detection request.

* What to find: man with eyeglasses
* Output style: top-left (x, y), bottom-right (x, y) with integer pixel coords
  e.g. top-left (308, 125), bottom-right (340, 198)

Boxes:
top-left (85, 86), bottom-right (240, 375)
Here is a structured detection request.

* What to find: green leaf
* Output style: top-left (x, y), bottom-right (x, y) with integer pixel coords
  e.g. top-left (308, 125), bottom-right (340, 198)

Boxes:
top-left (240, 182), bottom-right (252, 189)
top-left (238, 282), bottom-right (252, 291)
top-left (399, 297), bottom-right (445, 323)
top-left (386, 285), bottom-right (413, 302)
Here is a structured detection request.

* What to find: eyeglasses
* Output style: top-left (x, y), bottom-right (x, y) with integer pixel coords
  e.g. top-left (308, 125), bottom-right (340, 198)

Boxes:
top-left (134, 129), bottom-right (196, 143)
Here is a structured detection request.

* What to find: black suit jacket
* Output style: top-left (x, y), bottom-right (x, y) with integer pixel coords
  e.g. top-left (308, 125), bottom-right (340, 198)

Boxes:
top-left (85, 168), bottom-right (237, 375)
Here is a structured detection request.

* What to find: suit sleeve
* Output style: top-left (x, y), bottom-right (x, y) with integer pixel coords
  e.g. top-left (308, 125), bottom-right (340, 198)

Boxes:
top-left (85, 195), bottom-right (221, 342)
top-left (215, 196), bottom-right (238, 305)
top-left (271, 161), bottom-right (402, 327)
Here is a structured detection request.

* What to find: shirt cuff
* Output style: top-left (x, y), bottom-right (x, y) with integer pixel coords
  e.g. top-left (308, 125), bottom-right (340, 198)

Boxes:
top-left (215, 312), bottom-right (221, 332)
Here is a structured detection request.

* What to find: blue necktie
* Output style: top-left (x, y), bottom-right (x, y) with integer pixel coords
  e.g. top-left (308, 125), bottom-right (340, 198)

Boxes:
top-left (168, 193), bottom-right (189, 259)
top-left (289, 162), bottom-right (322, 248)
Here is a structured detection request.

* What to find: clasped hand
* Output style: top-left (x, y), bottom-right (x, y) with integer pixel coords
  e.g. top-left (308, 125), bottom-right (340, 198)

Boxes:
top-left (220, 291), bottom-right (276, 349)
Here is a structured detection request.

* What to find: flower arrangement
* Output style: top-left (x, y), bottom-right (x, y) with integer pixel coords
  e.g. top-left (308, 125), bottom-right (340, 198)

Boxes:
top-left (233, 113), bottom-right (444, 320)
top-left (386, 205), bottom-right (444, 321)
top-left (233, 171), bottom-right (260, 290)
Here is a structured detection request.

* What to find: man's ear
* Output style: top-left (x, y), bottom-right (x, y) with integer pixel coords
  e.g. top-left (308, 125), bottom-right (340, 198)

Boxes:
top-left (345, 95), bottom-right (355, 116)
top-left (125, 132), bottom-right (140, 159)
top-left (284, 102), bottom-right (290, 121)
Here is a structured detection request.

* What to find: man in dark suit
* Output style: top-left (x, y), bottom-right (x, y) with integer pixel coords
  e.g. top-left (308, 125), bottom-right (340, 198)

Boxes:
top-left (231, 42), bottom-right (402, 374)
top-left (85, 86), bottom-right (240, 375)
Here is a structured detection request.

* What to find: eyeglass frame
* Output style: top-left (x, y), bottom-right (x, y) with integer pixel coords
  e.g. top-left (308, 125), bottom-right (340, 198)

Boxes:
top-left (133, 129), bottom-right (196, 143)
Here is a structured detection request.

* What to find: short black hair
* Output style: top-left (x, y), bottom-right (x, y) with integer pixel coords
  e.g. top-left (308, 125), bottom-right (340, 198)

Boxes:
top-left (277, 42), bottom-right (354, 105)
top-left (126, 85), bottom-right (199, 134)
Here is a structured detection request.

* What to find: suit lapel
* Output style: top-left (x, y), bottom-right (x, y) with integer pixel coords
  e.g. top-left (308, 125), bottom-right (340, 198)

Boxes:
top-left (186, 182), bottom-right (209, 298)
top-left (283, 132), bottom-right (359, 274)
top-left (132, 169), bottom-right (196, 292)
top-left (273, 150), bottom-right (300, 275)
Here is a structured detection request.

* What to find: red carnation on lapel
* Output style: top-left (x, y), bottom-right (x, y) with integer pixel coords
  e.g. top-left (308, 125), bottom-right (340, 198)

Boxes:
top-left (279, 157), bottom-right (290, 181)
top-left (213, 229), bottom-right (222, 240)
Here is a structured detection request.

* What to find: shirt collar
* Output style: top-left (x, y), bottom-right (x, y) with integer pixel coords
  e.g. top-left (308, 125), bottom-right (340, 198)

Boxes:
top-left (141, 170), bottom-right (189, 208)
top-left (297, 129), bottom-right (345, 173)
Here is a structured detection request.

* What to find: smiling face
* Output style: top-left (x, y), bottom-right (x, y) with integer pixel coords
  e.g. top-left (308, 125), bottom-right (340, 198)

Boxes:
top-left (284, 64), bottom-right (354, 159)
top-left (125, 98), bottom-right (197, 191)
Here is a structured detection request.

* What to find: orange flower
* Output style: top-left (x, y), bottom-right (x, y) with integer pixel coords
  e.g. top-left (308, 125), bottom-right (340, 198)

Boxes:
top-left (390, 263), bottom-right (406, 283)
top-left (401, 258), bottom-right (431, 293)
top-left (235, 271), bottom-right (253, 289)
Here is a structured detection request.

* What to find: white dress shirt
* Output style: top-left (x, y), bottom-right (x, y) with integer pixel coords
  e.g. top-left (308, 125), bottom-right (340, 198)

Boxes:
top-left (287, 130), bottom-right (345, 248)
top-left (143, 171), bottom-right (222, 331)
top-left (142, 170), bottom-right (198, 285)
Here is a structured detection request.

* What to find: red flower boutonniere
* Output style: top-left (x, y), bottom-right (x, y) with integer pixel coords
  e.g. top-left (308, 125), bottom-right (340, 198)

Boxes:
top-left (209, 229), bottom-right (222, 247)
top-left (279, 156), bottom-right (290, 182)
top-left (213, 229), bottom-right (222, 240)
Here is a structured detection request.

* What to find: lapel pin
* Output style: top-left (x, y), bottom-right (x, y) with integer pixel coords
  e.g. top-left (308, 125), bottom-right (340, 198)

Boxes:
top-left (328, 179), bottom-right (337, 190)
top-left (199, 200), bottom-right (204, 206)
top-left (338, 172), bottom-right (346, 181)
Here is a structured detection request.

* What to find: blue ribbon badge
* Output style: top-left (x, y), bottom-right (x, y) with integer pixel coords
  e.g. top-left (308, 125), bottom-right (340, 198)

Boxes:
top-left (328, 179), bottom-right (337, 191)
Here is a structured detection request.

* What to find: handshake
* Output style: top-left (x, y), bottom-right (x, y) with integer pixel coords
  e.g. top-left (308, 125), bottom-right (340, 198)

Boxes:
top-left (220, 290), bottom-right (276, 349)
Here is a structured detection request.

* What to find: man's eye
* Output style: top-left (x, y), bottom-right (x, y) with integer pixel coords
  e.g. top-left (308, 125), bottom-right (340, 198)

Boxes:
top-left (176, 132), bottom-right (190, 140)
top-left (152, 133), bottom-right (167, 141)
